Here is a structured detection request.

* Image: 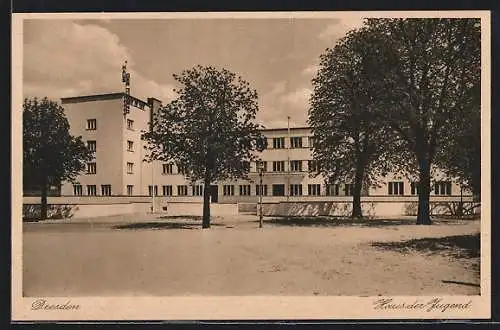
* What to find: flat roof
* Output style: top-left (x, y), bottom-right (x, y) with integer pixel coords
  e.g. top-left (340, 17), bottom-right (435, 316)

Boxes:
top-left (61, 92), bottom-right (152, 105)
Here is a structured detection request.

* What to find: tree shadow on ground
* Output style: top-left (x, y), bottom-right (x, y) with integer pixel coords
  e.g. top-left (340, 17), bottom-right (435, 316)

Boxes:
top-left (113, 222), bottom-right (225, 230)
top-left (371, 233), bottom-right (480, 260)
top-left (263, 216), bottom-right (416, 228)
top-left (158, 215), bottom-right (203, 221)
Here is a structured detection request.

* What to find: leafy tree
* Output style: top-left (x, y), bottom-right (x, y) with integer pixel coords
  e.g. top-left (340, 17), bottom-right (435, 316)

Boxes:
top-left (142, 65), bottom-right (265, 228)
top-left (360, 18), bottom-right (481, 224)
top-left (436, 83), bottom-right (481, 199)
top-left (23, 97), bottom-right (94, 220)
top-left (309, 28), bottom-right (395, 218)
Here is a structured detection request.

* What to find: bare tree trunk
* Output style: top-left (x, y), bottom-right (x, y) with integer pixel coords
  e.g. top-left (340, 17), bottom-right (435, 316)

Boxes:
top-left (40, 180), bottom-right (48, 221)
top-left (352, 164), bottom-right (364, 218)
top-left (202, 177), bottom-right (211, 229)
top-left (417, 160), bottom-right (432, 225)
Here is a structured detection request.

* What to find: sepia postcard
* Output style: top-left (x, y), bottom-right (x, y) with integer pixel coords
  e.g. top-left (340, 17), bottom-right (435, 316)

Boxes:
top-left (12, 11), bottom-right (491, 321)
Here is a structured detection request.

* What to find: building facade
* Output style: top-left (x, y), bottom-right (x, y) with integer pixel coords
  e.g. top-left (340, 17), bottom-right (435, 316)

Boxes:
top-left (60, 92), bottom-right (471, 202)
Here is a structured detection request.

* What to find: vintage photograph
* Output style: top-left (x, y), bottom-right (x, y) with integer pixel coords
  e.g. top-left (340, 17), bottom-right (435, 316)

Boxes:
top-left (12, 11), bottom-right (490, 320)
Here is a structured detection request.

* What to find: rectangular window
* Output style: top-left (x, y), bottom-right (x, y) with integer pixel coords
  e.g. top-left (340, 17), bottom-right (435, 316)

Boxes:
top-left (326, 184), bottom-right (340, 196)
top-left (163, 163), bottom-right (173, 174)
top-left (101, 184), bottom-right (112, 196)
top-left (434, 181), bottom-right (452, 195)
top-left (256, 161), bottom-right (267, 172)
top-left (272, 161), bottom-right (285, 172)
top-left (272, 137), bottom-right (285, 149)
top-left (239, 185), bottom-right (251, 196)
top-left (308, 184), bottom-right (321, 196)
top-left (192, 185), bottom-right (204, 196)
top-left (87, 140), bottom-right (96, 152)
top-left (256, 184), bottom-right (268, 196)
top-left (126, 119), bottom-right (134, 130)
top-left (272, 184), bottom-right (285, 196)
top-left (87, 185), bottom-right (97, 196)
top-left (73, 184), bottom-right (82, 196)
top-left (127, 140), bottom-right (134, 152)
top-left (177, 185), bottom-right (188, 196)
top-left (344, 183), bottom-right (354, 196)
top-left (162, 185), bottom-right (172, 196)
top-left (388, 181), bottom-right (404, 195)
top-left (411, 182), bottom-right (419, 195)
top-left (87, 162), bottom-right (96, 174)
top-left (290, 184), bottom-right (303, 196)
top-left (126, 162), bottom-right (134, 174)
top-left (290, 160), bottom-right (303, 172)
top-left (177, 165), bottom-right (187, 175)
top-left (223, 185), bottom-right (235, 196)
top-left (127, 185), bottom-right (134, 196)
top-left (87, 119), bottom-right (97, 130)
top-left (308, 160), bottom-right (319, 172)
top-left (290, 136), bottom-right (303, 148)
top-left (308, 137), bottom-right (316, 149)
top-left (148, 185), bottom-right (158, 196)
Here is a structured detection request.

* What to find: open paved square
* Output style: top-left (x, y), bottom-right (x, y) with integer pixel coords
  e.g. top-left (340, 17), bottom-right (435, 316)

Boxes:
top-left (22, 215), bottom-right (480, 296)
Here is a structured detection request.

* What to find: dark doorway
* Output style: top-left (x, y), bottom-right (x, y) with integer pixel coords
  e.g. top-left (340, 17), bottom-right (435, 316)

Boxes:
top-left (210, 185), bottom-right (219, 203)
top-left (272, 184), bottom-right (285, 196)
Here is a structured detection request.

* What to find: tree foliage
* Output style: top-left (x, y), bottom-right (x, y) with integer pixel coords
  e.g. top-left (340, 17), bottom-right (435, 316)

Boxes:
top-left (360, 18), bottom-right (481, 224)
top-left (23, 97), bottom-right (94, 219)
top-left (309, 27), bottom-right (397, 218)
top-left (142, 65), bottom-right (265, 228)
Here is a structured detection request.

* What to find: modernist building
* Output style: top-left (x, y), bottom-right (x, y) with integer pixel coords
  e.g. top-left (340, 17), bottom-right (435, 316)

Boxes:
top-left (60, 92), bottom-right (470, 202)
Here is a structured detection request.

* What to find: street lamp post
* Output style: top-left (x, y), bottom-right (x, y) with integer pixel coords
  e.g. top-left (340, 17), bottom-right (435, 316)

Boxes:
top-left (258, 161), bottom-right (264, 228)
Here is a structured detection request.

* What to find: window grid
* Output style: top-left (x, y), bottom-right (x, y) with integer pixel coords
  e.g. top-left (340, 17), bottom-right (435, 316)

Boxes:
top-left (163, 163), bottom-right (173, 174)
top-left (290, 184), bottom-right (303, 196)
top-left (326, 184), bottom-right (340, 196)
top-left (148, 185), bottom-right (158, 196)
top-left (177, 185), bottom-right (188, 196)
top-left (87, 185), bottom-right (97, 196)
top-left (344, 183), bottom-right (354, 196)
top-left (73, 184), bottom-right (83, 196)
top-left (127, 185), bottom-right (134, 196)
top-left (101, 184), bottom-right (112, 196)
top-left (126, 119), bottom-right (134, 130)
top-left (272, 161), bottom-right (285, 172)
top-left (290, 136), bottom-right (303, 148)
top-left (388, 182), bottom-right (404, 195)
top-left (87, 140), bottom-right (96, 152)
top-left (223, 185), bottom-right (235, 196)
top-left (290, 160), bottom-right (303, 172)
top-left (256, 184), bottom-right (268, 196)
top-left (411, 182), bottom-right (419, 195)
top-left (127, 140), bottom-right (134, 152)
top-left (87, 162), bottom-right (96, 174)
top-left (308, 184), bottom-right (321, 196)
top-left (434, 181), bottom-right (452, 195)
top-left (126, 162), bottom-right (134, 174)
top-left (272, 137), bottom-right (285, 149)
top-left (239, 185), bottom-right (251, 196)
top-left (192, 185), bottom-right (204, 196)
top-left (163, 185), bottom-right (173, 196)
top-left (87, 119), bottom-right (97, 130)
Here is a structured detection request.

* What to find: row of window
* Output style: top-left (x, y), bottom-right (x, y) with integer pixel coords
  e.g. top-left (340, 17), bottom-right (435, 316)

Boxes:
top-left (73, 184), bottom-right (112, 196)
top-left (268, 136), bottom-right (315, 149)
top-left (73, 181), bottom-right (453, 197)
top-left (86, 140), bottom-right (135, 153)
top-left (86, 118), bottom-right (135, 131)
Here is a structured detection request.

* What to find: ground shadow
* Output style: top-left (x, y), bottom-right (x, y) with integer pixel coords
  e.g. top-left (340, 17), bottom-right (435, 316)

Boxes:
top-left (158, 215), bottom-right (203, 220)
top-left (371, 233), bottom-right (480, 260)
top-left (113, 222), bottom-right (225, 230)
top-left (263, 216), bottom-right (416, 228)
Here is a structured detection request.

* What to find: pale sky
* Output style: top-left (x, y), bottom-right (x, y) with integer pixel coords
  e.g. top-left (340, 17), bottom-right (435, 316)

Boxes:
top-left (23, 15), bottom-right (366, 128)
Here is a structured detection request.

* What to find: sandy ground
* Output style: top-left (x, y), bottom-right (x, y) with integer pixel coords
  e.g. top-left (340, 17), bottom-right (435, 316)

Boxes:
top-left (22, 215), bottom-right (481, 296)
